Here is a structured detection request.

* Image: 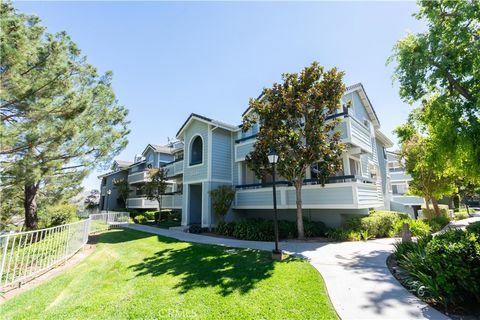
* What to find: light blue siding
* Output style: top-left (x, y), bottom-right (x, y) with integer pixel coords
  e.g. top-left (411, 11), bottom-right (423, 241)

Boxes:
top-left (343, 91), bottom-right (369, 123)
top-left (235, 140), bottom-right (254, 161)
top-left (212, 128), bottom-right (232, 181)
top-left (286, 187), bottom-right (354, 206)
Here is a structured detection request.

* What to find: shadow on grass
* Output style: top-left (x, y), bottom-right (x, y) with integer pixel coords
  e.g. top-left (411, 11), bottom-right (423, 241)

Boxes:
top-left (95, 227), bottom-right (169, 244)
top-left (128, 237), bottom-right (282, 296)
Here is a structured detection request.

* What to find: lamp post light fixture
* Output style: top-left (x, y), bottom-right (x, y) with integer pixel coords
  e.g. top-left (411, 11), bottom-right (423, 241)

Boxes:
top-left (268, 149), bottom-right (283, 261)
top-left (106, 189), bottom-right (112, 212)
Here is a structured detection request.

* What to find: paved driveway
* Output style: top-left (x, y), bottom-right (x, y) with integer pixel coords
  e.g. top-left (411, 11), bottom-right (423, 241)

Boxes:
top-left (125, 224), bottom-right (449, 320)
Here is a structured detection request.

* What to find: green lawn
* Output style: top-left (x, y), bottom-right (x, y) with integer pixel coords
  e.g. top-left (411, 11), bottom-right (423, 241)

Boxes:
top-left (1, 229), bottom-right (337, 320)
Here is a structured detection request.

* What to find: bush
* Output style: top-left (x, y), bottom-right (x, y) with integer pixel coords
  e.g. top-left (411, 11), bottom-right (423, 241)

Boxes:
top-left (394, 229), bottom-right (480, 309)
top-left (143, 211), bottom-right (156, 221)
top-left (421, 204), bottom-right (449, 220)
top-left (424, 215), bottom-right (450, 233)
top-left (454, 211), bottom-right (469, 220)
top-left (466, 221), bottom-right (480, 235)
top-left (344, 211), bottom-right (408, 238)
top-left (188, 224), bottom-right (204, 234)
top-left (133, 215), bottom-right (147, 224)
top-left (38, 203), bottom-right (78, 227)
top-left (393, 219), bottom-right (431, 237)
top-left (304, 220), bottom-right (328, 238)
top-left (326, 229), bottom-right (349, 241)
top-left (216, 221), bottom-right (236, 237)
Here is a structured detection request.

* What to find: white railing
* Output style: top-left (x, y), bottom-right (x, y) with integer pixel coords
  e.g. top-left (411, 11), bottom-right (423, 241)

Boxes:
top-left (0, 211), bottom-right (129, 291)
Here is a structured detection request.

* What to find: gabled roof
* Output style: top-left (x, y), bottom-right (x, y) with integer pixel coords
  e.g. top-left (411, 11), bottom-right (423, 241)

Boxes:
top-left (345, 83), bottom-right (381, 128)
top-left (374, 129), bottom-right (394, 148)
top-left (141, 144), bottom-right (174, 156)
top-left (175, 113), bottom-right (239, 139)
top-left (113, 160), bottom-right (132, 169)
top-left (240, 84), bottom-right (381, 129)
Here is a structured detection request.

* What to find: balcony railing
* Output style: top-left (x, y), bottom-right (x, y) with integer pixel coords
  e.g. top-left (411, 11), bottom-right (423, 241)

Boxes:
top-left (161, 191), bottom-right (183, 209)
top-left (127, 170), bottom-right (150, 184)
top-left (235, 175), bottom-right (374, 190)
top-left (234, 178), bottom-right (382, 210)
top-left (162, 159), bottom-right (184, 177)
top-left (126, 197), bottom-right (158, 209)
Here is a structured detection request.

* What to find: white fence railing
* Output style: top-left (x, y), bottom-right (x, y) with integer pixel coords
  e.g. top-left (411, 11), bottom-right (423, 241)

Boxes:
top-left (0, 211), bottom-right (129, 291)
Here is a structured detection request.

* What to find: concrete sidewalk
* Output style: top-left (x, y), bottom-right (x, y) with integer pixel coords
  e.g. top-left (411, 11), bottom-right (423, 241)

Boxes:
top-left (124, 223), bottom-right (449, 320)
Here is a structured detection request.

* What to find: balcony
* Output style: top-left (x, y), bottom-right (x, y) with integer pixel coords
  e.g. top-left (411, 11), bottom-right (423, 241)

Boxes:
top-left (234, 177), bottom-right (383, 209)
top-left (162, 192), bottom-right (183, 209)
top-left (234, 114), bottom-right (372, 162)
top-left (127, 171), bottom-right (150, 184)
top-left (163, 159), bottom-right (184, 177)
top-left (126, 197), bottom-right (158, 209)
top-left (340, 116), bottom-right (372, 153)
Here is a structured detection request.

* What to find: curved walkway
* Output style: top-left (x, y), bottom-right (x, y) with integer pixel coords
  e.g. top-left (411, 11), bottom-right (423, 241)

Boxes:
top-left (125, 223), bottom-right (448, 320)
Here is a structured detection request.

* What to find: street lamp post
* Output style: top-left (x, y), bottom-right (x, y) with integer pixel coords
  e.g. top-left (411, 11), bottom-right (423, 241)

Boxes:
top-left (268, 149), bottom-right (282, 260)
top-left (106, 189), bottom-right (112, 212)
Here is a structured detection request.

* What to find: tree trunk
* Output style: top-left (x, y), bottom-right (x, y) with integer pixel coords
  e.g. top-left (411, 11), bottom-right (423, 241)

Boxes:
top-left (432, 197), bottom-right (441, 217)
top-left (425, 197), bottom-right (431, 210)
top-left (294, 180), bottom-right (305, 240)
top-left (24, 183), bottom-right (39, 230)
top-left (156, 196), bottom-right (163, 223)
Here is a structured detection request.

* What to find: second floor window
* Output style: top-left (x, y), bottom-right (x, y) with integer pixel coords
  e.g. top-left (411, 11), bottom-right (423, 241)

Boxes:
top-left (190, 136), bottom-right (203, 165)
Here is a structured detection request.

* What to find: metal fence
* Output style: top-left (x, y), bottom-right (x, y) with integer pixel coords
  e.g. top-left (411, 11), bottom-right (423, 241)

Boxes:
top-left (0, 211), bottom-right (129, 291)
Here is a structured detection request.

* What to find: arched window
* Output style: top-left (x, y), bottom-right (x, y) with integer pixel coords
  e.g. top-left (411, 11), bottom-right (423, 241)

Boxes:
top-left (190, 136), bottom-right (203, 165)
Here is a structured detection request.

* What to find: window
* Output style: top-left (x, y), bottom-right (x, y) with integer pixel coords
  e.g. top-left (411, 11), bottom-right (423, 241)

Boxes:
top-left (349, 158), bottom-right (361, 176)
top-left (190, 136), bottom-right (203, 165)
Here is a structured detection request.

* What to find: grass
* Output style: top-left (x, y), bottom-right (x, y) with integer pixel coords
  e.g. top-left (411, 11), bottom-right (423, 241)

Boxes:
top-left (1, 228), bottom-right (338, 320)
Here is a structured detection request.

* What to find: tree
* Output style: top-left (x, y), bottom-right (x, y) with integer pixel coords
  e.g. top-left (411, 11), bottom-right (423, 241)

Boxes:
top-left (209, 186), bottom-right (235, 222)
top-left (389, 0), bottom-right (480, 178)
top-left (243, 62), bottom-right (346, 239)
top-left (0, 3), bottom-right (129, 229)
top-left (113, 179), bottom-right (130, 207)
top-left (144, 167), bottom-right (169, 223)
top-left (395, 116), bottom-right (457, 216)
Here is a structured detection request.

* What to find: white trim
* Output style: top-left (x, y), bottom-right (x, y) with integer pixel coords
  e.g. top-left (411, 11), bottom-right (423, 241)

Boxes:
top-left (207, 125), bottom-right (213, 180)
top-left (176, 115), bottom-right (238, 139)
top-left (187, 134), bottom-right (205, 168)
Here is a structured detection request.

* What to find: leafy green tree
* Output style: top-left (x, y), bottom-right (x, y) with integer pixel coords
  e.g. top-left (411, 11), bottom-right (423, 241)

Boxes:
top-left (0, 3), bottom-right (129, 229)
top-left (144, 168), bottom-right (169, 223)
top-left (395, 117), bottom-right (457, 216)
top-left (243, 62), bottom-right (346, 239)
top-left (113, 179), bottom-right (130, 207)
top-left (389, 0), bottom-right (480, 178)
top-left (209, 186), bottom-right (235, 222)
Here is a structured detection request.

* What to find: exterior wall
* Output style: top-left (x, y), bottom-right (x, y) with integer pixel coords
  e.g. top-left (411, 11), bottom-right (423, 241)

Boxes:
top-left (211, 128), bottom-right (233, 181)
top-left (100, 170), bottom-right (128, 211)
top-left (183, 121), bottom-right (209, 183)
top-left (343, 91), bottom-right (369, 123)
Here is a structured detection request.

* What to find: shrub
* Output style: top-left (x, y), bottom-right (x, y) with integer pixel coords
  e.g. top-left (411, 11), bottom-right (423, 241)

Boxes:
top-left (421, 204), bottom-right (449, 219)
top-left (347, 230), bottom-right (362, 241)
top-left (345, 211), bottom-right (408, 238)
top-left (38, 203), bottom-right (78, 227)
top-left (188, 224), bottom-right (203, 234)
top-left (209, 186), bottom-right (235, 222)
top-left (304, 220), bottom-right (328, 238)
top-left (454, 211), bottom-right (469, 220)
top-left (326, 229), bottom-right (349, 241)
top-left (394, 229), bottom-right (480, 309)
top-left (393, 219), bottom-right (431, 237)
top-left (216, 221), bottom-right (236, 237)
top-left (133, 215), bottom-right (147, 224)
top-left (466, 221), bottom-right (480, 235)
top-left (424, 215), bottom-right (450, 233)
top-left (143, 211), bottom-right (156, 221)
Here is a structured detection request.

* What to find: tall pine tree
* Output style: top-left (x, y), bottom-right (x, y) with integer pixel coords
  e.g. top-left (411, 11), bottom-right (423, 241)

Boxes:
top-left (0, 3), bottom-right (129, 229)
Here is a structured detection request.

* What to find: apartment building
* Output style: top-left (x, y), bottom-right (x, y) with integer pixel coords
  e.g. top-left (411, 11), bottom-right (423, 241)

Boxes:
top-left (386, 151), bottom-right (424, 218)
top-left (99, 83), bottom-right (394, 227)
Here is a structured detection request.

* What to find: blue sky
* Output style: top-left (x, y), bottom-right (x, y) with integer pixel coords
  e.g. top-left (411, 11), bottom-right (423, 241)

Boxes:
top-left (16, 1), bottom-right (424, 191)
